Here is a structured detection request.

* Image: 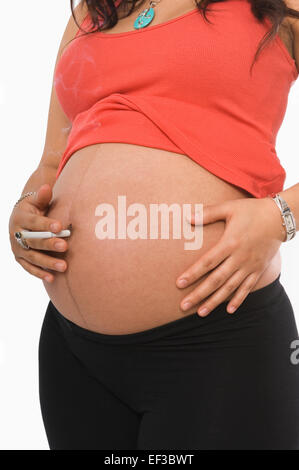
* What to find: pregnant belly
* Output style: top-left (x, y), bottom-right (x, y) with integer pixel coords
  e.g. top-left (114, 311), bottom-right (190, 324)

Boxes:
top-left (43, 143), bottom-right (281, 334)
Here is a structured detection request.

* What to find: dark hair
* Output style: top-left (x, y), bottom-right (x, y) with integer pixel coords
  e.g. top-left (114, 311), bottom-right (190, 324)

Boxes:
top-left (70, 0), bottom-right (299, 73)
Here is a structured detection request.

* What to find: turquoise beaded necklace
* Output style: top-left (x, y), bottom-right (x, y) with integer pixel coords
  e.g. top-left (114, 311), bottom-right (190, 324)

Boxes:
top-left (133, 0), bottom-right (162, 30)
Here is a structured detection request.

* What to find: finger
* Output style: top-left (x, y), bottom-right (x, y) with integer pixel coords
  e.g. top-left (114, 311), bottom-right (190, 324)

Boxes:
top-left (18, 212), bottom-right (63, 233)
top-left (18, 249), bottom-right (67, 273)
top-left (32, 184), bottom-right (53, 211)
top-left (225, 273), bottom-right (260, 314)
top-left (176, 235), bottom-right (235, 288)
top-left (180, 258), bottom-right (238, 311)
top-left (196, 270), bottom-right (249, 317)
top-left (25, 237), bottom-right (68, 252)
top-left (186, 202), bottom-right (228, 226)
top-left (17, 257), bottom-right (54, 282)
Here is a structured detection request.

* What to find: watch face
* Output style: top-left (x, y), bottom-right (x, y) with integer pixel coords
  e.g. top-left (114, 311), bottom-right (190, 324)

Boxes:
top-left (285, 213), bottom-right (295, 232)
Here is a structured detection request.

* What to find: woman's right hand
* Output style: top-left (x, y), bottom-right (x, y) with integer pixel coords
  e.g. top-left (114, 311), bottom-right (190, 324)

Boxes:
top-left (9, 183), bottom-right (68, 283)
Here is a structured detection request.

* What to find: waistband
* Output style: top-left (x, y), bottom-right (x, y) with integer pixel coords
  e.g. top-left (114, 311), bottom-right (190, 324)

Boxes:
top-left (50, 273), bottom-right (285, 345)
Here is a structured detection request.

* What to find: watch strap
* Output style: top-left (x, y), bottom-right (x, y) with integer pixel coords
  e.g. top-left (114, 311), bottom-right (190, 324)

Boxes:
top-left (271, 194), bottom-right (296, 241)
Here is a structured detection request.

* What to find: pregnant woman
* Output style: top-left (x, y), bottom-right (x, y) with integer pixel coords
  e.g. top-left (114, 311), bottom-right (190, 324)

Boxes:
top-left (9, 0), bottom-right (299, 450)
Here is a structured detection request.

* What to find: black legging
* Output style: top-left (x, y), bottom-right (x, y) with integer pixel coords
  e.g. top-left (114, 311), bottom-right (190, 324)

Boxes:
top-left (39, 274), bottom-right (299, 450)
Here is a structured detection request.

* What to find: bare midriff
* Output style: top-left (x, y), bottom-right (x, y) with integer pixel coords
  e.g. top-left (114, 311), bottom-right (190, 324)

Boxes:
top-left (43, 143), bottom-right (281, 334)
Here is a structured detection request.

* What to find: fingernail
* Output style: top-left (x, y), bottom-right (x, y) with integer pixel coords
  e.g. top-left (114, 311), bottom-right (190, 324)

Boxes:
top-left (44, 275), bottom-right (52, 283)
top-left (186, 212), bottom-right (202, 224)
top-left (182, 301), bottom-right (192, 311)
top-left (198, 307), bottom-right (209, 316)
top-left (50, 223), bottom-right (60, 232)
top-left (177, 278), bottom-right (188, 288)
top-left (193, 212), bottom-right (202, 224)
top-left (227, 305), bottom-right (236, 314)
top-left (55, 262), bottom-right (66, 271)
top-left (54, 242), bottom-right (65, 250)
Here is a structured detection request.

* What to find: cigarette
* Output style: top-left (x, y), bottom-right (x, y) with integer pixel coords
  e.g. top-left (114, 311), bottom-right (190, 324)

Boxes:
top-left (20, 229), bottom-right (71, 239)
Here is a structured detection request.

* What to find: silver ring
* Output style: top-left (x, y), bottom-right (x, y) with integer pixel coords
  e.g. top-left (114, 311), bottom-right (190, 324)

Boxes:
top-left (14, 231), bottom-right (30, 250)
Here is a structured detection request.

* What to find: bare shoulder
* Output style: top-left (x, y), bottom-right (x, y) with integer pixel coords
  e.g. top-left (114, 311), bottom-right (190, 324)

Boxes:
top-left (69, 1), bottom-right (89, 33)
top-left (281, 0), bottom-right (299, 73)
top-left (59, 1), bottom-right (89, 53)
top-left (282, 0), bottom-right (299, 32)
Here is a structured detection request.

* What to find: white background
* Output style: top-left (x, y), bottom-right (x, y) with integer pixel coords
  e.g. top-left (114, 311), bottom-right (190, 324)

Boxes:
top-left (1, 0), bottom-right (299, 450)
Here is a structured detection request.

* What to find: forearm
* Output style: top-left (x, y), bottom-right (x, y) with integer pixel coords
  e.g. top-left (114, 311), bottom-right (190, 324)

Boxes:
top-left (19, 164), bottom-right (58, 198)
top-left (279, 183), bottom-right (299, 232)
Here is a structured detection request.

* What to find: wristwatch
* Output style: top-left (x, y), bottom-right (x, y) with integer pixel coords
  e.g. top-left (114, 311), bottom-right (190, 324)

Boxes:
top-left (269, 193), bottom-right (297, 242)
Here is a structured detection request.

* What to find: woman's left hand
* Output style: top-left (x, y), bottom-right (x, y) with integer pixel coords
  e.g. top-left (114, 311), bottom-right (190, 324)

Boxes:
top-left (176, 196), bottom-right (286, 316)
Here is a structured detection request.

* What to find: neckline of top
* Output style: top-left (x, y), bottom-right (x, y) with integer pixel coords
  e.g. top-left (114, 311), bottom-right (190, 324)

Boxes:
top-left (97, 7), bottom-right (199, 38)
top-left (95, 0), bottom-right (248, 39)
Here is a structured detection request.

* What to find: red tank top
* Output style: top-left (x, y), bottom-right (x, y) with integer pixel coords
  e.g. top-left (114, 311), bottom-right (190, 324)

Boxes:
top-left (54, 0), bottom-right (298, 198)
